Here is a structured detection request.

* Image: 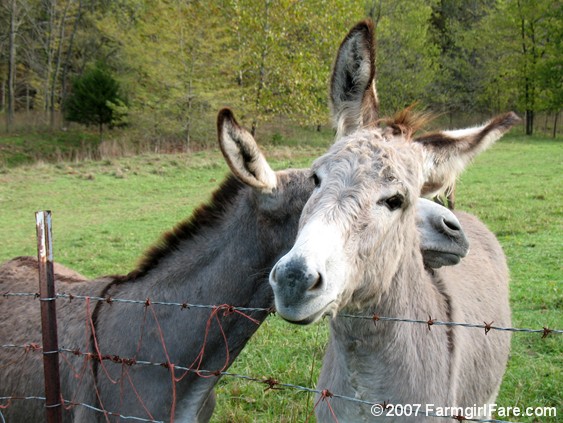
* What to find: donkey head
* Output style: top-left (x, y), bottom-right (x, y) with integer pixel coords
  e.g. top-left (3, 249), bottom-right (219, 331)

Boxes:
top-left (218, 107), bottom-right (469, 273)
top-left (217, 108), bottom-right (315, 258)
top-left (269, 20), bottom-right (519, 324)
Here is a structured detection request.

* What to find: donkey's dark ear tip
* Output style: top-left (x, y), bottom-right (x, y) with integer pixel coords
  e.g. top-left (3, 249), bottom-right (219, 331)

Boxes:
top-left (507, 111), bottom-right (522, 124)
top-left (499, 111), bottom-right (522, 129)
top-left (217, 108), bottom-right (237, 129)
top-left (350, 19), bottom-right (374, 37)
top-left (218, 108), bottom-right (234, 121)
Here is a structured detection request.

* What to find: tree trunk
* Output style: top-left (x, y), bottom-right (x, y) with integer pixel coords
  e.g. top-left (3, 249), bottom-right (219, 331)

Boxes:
top-left (43, 0), bottom-right (56, 116)
top-left (554, 112), bottom-right (559, 138)
top-left (61, 0), bottom-right (84, 128)
top-left (7, 0), bottom-right (18, 132)
top-left (251, 0), bottom-right (271, 137)
top-left (1, 79), bottom-right (5, 112)
top-left (26, 84), bottom-right (30, 113)
top-left (50, 0), bottom-right (72, 129)
top-left (525, 109), bottom-right (534, 135)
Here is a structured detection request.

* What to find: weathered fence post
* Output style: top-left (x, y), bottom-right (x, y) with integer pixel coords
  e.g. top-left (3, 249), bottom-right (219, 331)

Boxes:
top-left (36, 211), bottom-right (63, 423)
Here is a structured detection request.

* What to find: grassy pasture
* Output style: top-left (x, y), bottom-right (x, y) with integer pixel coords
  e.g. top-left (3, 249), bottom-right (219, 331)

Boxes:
top-left (0, 134), bottom-right (560, 422)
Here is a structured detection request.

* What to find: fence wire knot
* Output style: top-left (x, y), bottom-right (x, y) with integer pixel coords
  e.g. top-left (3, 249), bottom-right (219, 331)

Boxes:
top-left (372, 314), bottom-right (380, 325)
top-left (262, 377), bottom-right (281, 391)
top-left (542, 327), bottom-right (552, 338)
top-left (25, 343), bottom-right (42, 353)
top-left (87, 353), bottom-right (101, 362)
top-left (144, 298), bottom-right (151, 307)
top-left (454, 414), bottom-right (467, 421)
top-left (320, 389), bottom-right (334, 401)
top-left (223, 305), bottom-right (236, 316)
top-left (381, 400), bottom-right (394, 411)
top-left (427, 316), bottom-right (435, 330)
top-left (484, 321), bottom-right (494, 335)
top-left (122, 357), bottom-right (136, 366)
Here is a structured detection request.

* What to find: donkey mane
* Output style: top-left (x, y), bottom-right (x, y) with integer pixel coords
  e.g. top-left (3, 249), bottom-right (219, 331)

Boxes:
top-left (380, 105), bottom-right (435, 139)
top-left (119, 175), bottom-right (245, 282)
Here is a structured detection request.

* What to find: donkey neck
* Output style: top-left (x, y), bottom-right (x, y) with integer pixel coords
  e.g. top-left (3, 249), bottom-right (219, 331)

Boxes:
top-left (106, 179), bottom-right (277, 307)
top-left (323, 227), bottom-right (454, 411)
top-left (337, 222), bottom-right (451, 336)
top-left (91, 176), bottom-right (285, 422)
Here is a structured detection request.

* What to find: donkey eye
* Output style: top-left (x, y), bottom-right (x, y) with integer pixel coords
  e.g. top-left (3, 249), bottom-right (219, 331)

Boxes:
top-left (382, 194), bottom-right (404, 211)
top-left (311, 173), bottom-right (321, 187)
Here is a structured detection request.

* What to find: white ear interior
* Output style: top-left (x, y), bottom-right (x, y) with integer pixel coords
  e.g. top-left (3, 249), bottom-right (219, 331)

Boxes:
top-left (218, 110), bottom-right (277, 192)
top-left (418, 112), bottom-right (520, 198)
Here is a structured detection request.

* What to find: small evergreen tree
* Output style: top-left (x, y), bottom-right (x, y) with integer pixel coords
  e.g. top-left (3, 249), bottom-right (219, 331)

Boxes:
top-left (65, 64), bottom-right (127, 138)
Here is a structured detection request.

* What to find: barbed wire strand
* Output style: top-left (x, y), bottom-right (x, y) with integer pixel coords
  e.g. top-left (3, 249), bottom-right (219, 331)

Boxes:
top-left (0, 396), bottom-right (162, 422)
top-left (2, 291), bottom-right (561, 336)
top-left (0, 344), bottom-right (535, 423)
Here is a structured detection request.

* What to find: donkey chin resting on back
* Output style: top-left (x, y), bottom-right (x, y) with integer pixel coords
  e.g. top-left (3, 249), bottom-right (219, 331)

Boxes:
top-left (270, 20), bottom-right (518, 422)
top-left (0, 111), bottom-right (467, 422)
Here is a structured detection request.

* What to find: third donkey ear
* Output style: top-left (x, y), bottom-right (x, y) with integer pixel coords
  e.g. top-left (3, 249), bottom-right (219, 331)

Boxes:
top-left (414, 112), bottom-right (521, 206)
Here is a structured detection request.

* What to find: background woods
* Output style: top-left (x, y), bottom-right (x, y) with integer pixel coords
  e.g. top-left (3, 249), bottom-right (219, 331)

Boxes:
top-left (0, 0), bottom-right (561, 149)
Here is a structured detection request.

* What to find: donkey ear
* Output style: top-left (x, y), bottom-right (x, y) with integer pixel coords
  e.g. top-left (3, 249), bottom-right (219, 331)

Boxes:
top-left (416, 112), bottom-right (521, 198)
top-left (217, 108), bottom-right (277, 192)
top-left (330, 19), bottom-right (379, 138)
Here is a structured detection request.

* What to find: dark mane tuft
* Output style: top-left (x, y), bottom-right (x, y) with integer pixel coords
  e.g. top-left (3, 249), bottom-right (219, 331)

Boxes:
top-left (381, 104), bottom-right (435, 138)
top-left (122, 175), bottom-right (246, 282)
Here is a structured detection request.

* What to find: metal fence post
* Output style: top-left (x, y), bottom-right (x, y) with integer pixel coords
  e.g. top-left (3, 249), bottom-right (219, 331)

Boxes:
top-left (36, 211), bottom-right (63, 423)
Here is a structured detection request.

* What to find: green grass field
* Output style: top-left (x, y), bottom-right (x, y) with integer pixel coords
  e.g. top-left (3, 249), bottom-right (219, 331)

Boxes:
top-left (0, 134), bottom-right (561, 422)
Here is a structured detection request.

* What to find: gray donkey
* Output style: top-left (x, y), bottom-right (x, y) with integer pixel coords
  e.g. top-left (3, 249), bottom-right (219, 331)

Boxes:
top-left (0, 111), bottom-right (469, 421)
top-left (269, 20), bottom-right (518, 422)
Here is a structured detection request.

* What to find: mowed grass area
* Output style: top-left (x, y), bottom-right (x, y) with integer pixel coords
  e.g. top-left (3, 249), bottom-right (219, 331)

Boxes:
top-left (0, 134), bottom-right (560, 422)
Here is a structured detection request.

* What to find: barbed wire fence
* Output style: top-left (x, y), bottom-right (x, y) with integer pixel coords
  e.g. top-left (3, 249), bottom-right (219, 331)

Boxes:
top-left (0, 213), bottom-right (560, 423)
top-left (1, 291), bottom-right (560, 423)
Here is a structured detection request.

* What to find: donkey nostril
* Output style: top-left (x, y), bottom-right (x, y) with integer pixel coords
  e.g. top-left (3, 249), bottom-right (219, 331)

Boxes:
top-left (309, 273), bottom-right (323, 291)
top-left (443, 217), bottom-right (461, 232)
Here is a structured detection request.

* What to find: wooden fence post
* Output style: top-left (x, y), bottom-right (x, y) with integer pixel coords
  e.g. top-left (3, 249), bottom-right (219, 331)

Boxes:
top-left (36, 211), bottom-right (62, 423)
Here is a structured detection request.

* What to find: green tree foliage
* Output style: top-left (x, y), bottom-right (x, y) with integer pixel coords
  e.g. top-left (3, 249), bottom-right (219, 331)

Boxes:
top-left (1, 0), bottom-right (560, 138)
top-left (463, 0), bottom-right (561, 134)
top-left (225, 0), bottom-right (362, 132)
top-left (372, 0), bottom-right (440, 114)
top-left (64, 63), bottom-right (127, 137)
top-left (429, 0), bottom-right (496, 118)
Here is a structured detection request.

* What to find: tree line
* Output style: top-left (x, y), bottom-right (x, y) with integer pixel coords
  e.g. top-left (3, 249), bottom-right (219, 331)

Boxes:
top-left (1, 0), bottom-right (561, 144)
